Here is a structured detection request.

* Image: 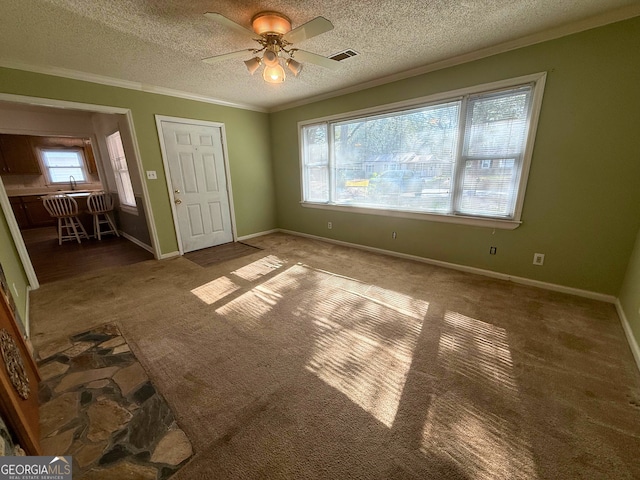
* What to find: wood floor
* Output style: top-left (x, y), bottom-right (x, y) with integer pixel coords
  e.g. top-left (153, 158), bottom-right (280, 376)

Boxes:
top-left (22, 226), bottom-right (155, 284)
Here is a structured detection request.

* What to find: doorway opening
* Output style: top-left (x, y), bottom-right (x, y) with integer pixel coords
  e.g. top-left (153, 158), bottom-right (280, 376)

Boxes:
top-left (0, 95), bottom-right (160, 299)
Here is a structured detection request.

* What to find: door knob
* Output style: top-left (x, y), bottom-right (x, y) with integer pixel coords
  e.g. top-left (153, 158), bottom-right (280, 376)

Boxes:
top-left (174, 189), bottom-right (181, 194)
top-left (175, 199), bottom-right (182, 204)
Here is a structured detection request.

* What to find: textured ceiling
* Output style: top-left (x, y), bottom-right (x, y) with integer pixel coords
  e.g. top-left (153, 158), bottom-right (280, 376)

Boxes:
top-left (0, 0), bottom-right (638, 111)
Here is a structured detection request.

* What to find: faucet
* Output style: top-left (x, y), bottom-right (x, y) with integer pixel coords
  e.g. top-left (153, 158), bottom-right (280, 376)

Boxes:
top-left (69, 175), bottom-right (77, 191)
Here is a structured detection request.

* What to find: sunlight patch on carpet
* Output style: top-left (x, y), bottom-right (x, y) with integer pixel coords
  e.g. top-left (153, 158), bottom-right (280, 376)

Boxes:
top-left (438, 311), bottom-right (517, 393)
top-left (208, 262), bottom-right (429, 428)
top-left (302, 268), bottom-right (428, 428)
top-left (422, 311), bottom-right (538, 479)
top-left (214, 265), bottom-right (301, 325)
top-left (215, 288), bottom-right (277, 321)
top-left (231, 255), bottom-right (285, 281)
top-left (191, 276), bottom-right (241, 305)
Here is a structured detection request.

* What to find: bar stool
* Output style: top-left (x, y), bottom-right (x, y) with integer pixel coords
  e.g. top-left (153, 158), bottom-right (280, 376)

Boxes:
top-left (87, 191), bottom-right (120, 240)
top-left (42, 194), bottom-right (90, 245)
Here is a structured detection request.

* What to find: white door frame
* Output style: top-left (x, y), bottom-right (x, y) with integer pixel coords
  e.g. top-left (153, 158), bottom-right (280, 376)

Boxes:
top-left (155, 115), bottom-right (237, 255)
top-left (0, 93), bottom-right (163, 293)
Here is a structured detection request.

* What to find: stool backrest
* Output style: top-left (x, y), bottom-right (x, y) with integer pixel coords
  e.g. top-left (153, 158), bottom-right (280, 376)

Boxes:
top-left (42, 194), bottom-right (78, 217)
top-left (87, 192), bottom-right (114, 214)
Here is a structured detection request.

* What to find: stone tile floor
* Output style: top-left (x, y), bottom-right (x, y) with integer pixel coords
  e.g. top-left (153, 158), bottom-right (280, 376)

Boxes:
top-left (38, 324), bottom-right (193, 479)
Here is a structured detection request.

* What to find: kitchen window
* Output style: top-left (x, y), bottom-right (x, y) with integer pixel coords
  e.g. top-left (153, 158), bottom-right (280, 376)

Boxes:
top-left (299, 73), bottom-right (546, 229)
top-left (40, 149), bottom-right (88, 185)
top-left (105, 131), bottom-right (136, 209)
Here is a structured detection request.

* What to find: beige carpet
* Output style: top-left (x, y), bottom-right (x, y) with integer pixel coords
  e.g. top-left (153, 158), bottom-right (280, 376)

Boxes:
top-left (30, 233), bottom-right (640, 479)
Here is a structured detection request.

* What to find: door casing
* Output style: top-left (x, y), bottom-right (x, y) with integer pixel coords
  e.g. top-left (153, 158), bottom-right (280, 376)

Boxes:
top-left (155, 115), bottom-right (237, 254)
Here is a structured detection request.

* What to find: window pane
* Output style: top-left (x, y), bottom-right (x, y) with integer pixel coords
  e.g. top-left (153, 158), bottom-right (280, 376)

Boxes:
top-left (332, 102), bottom-right (460, 212)
top-left (120, 172), bottom-right (136, 206)
top-left (42, 150), bottom-right (86, 183)
top-left (305, 166), bottom-right (329, 202)
top-left (466, 87), bottom-right (532, 158)
top-left (106, 131), bottom-right (136, 208)
top-left (43, 151), bottom-right (83, 167)
top-left (458, 158), bottom-right (517, 217)
top-left (302, 125), bottom-right (328, 167)
top-left (49, 167), bottom-right (85, 183)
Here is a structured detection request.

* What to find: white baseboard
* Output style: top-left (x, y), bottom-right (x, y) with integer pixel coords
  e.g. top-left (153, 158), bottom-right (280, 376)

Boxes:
top-left (119, 231), bottom-right (154, 254)
top-left (278, 229), bottom-right (616, 304)
top-left (238, 229), bottom-right (280, 241)
top-left (159, 251), bottom-right (181, 260)
top-left (615, 300), bottom-right (640, 373)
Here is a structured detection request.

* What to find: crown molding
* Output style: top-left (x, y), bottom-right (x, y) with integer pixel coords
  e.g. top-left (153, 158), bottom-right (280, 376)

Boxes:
top-left (0, 60), bottom-right (268, 113)
top-left (270, 4), bottom-right (640, 113)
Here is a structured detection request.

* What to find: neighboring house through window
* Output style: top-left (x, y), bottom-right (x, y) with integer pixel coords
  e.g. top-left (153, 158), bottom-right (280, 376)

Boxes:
top-left (300, 73), bottom-right (546, 229)
top-left (105, 131), bottom-right (136, 210)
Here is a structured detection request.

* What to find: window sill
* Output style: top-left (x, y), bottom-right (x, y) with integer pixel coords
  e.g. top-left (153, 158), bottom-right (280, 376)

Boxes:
top-left (119, 204), bottom-right (138, 216)
top-left (300, 202), bottom-right (521, 230)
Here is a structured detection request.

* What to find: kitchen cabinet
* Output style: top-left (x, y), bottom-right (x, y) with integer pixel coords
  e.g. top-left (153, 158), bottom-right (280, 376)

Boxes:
top-left (9, 197), bottom-right (29, 229)
top-left (9, 196), bottom-right (56, 229)
top-left (0, 135), bottom-right (41, 175)
top-left (0, 144), bottom-right (7, 174)
top-left (23, 196), bottom-right (56, 228)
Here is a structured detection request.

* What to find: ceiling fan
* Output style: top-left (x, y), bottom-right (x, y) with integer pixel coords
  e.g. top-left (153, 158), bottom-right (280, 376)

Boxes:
top-left (203, 11), bottom-right (340, 84)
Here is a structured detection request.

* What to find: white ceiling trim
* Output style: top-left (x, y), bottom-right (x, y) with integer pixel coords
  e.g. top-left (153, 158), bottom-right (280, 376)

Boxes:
top-left (0, 92), bottom-right (130, 115)
top-left (0, 60), bottom-right (268, 113)
top-left (272, 3), bottom-right (640, 112)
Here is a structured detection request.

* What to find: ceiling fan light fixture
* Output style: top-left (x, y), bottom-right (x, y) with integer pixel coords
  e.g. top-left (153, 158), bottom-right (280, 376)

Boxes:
top-left (251, 12), bottom-right (291, 35)
top-left (286, 58), bottom-right (303, 77)
top-left (263, 63), bottom-right (286, 84)
top-left (244, 57), bottom-right (262, 75)
top-left (262, 49), bottom-right (280, 67)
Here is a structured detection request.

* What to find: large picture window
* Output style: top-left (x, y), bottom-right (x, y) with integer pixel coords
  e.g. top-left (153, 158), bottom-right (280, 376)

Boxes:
top-left (300, 74), bottom-right (546, 227)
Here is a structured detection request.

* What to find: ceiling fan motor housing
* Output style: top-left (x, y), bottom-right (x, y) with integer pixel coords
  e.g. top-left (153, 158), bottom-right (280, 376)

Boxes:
top-left (251, 12), bottom-right (292, 35)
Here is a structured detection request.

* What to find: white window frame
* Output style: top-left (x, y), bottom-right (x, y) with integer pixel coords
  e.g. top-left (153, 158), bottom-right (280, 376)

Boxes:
top-left (298, 72), bottom-right (547, 230)
top-left (38, 148), bottom-right (89, 186)
top-left (105, 130), bottom-right (137, 214)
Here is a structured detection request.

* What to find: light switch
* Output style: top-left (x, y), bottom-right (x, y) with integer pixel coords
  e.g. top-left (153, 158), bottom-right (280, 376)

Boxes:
top-left (146, 171), bottom-right (157, 180)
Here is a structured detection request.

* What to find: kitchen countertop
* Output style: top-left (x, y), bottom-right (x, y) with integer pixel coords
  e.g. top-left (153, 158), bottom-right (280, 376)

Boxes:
top-left (6, 189), bottom-right (103, 198)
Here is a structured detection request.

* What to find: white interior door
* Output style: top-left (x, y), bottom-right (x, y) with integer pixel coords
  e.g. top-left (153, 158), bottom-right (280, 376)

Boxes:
top-left (160, 120), bottom-right (233, 252)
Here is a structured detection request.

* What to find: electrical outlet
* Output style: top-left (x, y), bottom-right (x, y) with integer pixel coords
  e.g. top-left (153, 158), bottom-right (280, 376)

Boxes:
top-left (392, 231), bottom-right (397, 239)
top-left (489, 246), bottom-right (497, 255)
top-left (533, 253), bottom-right (545, 265)
top-left (146, 170), bottom-right (157, 180)
top-left (327, 221), bottom-right (332, 229)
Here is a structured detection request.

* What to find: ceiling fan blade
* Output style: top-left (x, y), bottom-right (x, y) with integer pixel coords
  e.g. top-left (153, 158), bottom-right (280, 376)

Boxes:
top-left (283, 16), bottom-right (333, 44)
top-left (204, 12), bottom-right (256, 39)
top-left (202, 49), bottom-right (254, 64)
top-left (293, 49), bottom-right (340, 70)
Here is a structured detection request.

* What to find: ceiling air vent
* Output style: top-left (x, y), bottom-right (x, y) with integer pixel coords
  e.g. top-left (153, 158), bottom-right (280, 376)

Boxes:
top-left (329, 49), bottom-right (359, 61)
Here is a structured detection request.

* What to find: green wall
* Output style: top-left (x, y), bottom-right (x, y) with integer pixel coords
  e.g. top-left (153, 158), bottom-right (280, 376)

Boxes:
top-left (0, 206), bottom-right (29, 325)
top-left (619, 227), bottom-right (640, 356)
top-left (270, 16), bottom-right (640, 296)
top-left (0, 67), bottom-right (277, 325)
